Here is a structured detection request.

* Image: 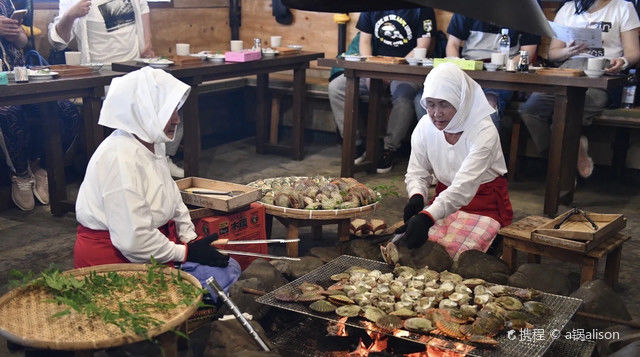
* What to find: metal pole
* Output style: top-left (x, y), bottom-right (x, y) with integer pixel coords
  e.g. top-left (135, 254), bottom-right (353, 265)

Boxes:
top-left (206, 277), bottom-right (270, 352)
top-left (229, 0), bottom-right (241, 40)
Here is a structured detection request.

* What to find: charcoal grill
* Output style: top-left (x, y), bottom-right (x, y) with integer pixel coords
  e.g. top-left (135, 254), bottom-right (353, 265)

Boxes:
top-left (257, 255), bottom-right (583, 357)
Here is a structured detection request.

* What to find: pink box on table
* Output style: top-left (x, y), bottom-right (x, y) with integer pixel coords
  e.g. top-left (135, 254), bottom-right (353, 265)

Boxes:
top-left (224, 50), bottom-right (262, 62)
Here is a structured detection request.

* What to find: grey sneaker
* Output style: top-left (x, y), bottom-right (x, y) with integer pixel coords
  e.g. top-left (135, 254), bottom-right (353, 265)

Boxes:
top-left (32, 167), bottom-right (50, 205)
top-left (11, 173), bottom-right (35, 211)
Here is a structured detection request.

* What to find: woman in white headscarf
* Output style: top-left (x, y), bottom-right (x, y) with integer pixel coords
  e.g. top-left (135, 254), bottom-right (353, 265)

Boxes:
top-left (402, 63), bottom-right (513, 249)
top-left (74, 67), bottom-right (240, 294)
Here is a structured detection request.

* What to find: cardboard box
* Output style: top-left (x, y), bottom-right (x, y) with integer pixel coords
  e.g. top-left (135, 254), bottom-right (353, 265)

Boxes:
top-left (433, 58), bottom-right (483, 70)
top-left (177, 177), bottom-right (261, 212)
top-left (224, 50), bottom-right (262, 62)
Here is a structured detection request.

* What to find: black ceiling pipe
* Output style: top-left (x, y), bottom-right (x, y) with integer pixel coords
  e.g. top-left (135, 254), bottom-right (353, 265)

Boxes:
top-left (229, 0), bottom-right (241, 41)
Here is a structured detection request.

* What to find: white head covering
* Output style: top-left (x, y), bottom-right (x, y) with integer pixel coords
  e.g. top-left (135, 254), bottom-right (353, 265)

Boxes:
top-left (99, 67), bottom-right (191, 144)
top-left (420, 63), bottom-right (495, 133)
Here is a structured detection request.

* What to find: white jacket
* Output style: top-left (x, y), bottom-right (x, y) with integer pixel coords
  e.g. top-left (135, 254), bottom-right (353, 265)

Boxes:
top-left (76, 67), bottom-right (195, 263)
top-left (48, 0), bottom-right (149, 64)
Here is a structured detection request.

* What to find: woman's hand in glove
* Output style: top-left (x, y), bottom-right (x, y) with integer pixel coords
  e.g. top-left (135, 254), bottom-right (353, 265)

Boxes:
top-left (405, 211), bottom-right (434, 249)
top-left (185, 234), bottom-right (230, 267)
top-left (403, 194), bottom-right (424, 223)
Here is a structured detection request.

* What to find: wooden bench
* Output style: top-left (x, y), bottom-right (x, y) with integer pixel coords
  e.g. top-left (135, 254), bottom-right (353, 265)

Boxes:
top-left (508, 106), bottom-right (640, 181)
top-left (499, 215), bottom-right (630, 287)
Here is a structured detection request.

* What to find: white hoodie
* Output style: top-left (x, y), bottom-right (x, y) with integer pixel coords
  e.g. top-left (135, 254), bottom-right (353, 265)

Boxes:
top-left (406, 63), bottom-right (507, 221)
top-left (76, 67), bottom-right (195, 264)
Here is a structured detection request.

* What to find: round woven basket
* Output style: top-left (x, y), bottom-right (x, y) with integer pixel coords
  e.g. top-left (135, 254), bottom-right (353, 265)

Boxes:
top-left (249, 176), bottom-right (379, 220)
top-left (0, 264), bottom-right (202, 351)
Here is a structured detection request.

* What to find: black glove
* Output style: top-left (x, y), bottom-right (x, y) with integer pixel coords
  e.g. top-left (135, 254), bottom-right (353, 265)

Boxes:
top-left (186, 234), bottom-right (230, 267)
top-left (403, 194), bottom-right (425, 223)
top-left (405, 212), bottom-right (435, 249)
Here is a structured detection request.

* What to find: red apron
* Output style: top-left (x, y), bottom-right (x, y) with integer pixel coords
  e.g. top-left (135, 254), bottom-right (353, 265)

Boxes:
top-left (74, 220), bottom-right (180, 268)
top-left (429, 176), bottom-right (513, 227)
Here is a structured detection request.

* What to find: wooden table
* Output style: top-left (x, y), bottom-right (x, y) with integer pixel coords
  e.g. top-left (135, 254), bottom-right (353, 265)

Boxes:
top-left (317, 59), bottom-right (625, 217)
top-left (499, 216), bottom-right (630, 287)
top-left (112, 52), bottom-right (324, 177)
top-left (0, 71), bottom-right (121, 216)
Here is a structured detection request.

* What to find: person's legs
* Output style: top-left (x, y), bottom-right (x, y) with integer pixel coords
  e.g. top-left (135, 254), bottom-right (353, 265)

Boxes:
top-left (518, 92), bottom-right (556, 153)
top-left (577, 88), bottom-right (609, 178)
top-left (328, 74), bottom-right (368, 162)
top-left (378, 80), bottom-right (419, 173)
top-left (0, 105), bottom-right (35, 211)
top-left (414, 87), bottom-right (427, 121)
top-left (483, 88), bottom-right (513, 131)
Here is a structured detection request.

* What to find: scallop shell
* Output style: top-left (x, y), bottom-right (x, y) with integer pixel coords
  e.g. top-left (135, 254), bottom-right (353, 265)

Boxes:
top-left (455, 284), bottom-right (472, 295)
top-left (524, 301), bottom-right (551, 317)
top-left (274, 290), bottom-right (299, 302)
top-left (439, 271), bottom-right (463, 283)
top-left (461, 278), bottom-right (486, 288)
top-left (495, 296), bottom-right (523, 311)
top-left (393, 265), bottom-right (416, 276)
top-left (375, 315), bottom-right (404, 331)
top-left (390, 308), bottom-right (417, 318)
top-left (474, 294), bottom-right (492, 305)
top-left (298, 282), bottom-right (324, 293)
top-left (330, 273), bottom-right (350, 281)
top-left (335, 304), bottom-right (361, 317)
top-left (363, 306), bottom-right (386, 322)
top-left (309, 300), bottom-right (337, 313)
top-left (296, 292), bottom-right (326, 302)
top-left (328, 295), bottom-right (355, 305)
top-left (404, 317), bottom-right (434, 333)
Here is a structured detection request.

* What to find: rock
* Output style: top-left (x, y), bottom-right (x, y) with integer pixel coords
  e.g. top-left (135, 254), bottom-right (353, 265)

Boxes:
top-left (309, 246), bottom-right (342, 263)
top-left (204, 319), bottom-right (280, 356)
top-left (453, 250), bottom-right (510, 284)
top-left (508, 263), bottom-right (572, 295)
top-left (286, 256), bottom-right (325, 280)
top-left (270, 260), bottom-right (290, 276)
top-left (596, 324), bottom-right (640, 356)
top-left (397, 241), bottom-right (452, 272)
top-left (220, 278), bottom-right (271, 321)
top-left (241, 259), bottom-right (289, 289)
top-left (571, 280), bottom-right (632, 330)
top-left (609, 340), bottom-right (640, 357)
top-left (345, 239), bottom-right (381, 261)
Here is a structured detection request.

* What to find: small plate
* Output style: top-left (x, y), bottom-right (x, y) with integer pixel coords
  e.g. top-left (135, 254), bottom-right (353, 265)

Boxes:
top-left (484, 63), bottom-right (501, 72)
top-left (207, 54), bottom-right (226, 62)
top-left (406, 57), bottom-right (422, 66)
top-left (137, 58), bottom-right (175, 68)
top-left (344, 54), bottom-right (365, 62)
top-left (287, 44), bottom-right (303, 51)
top-left (189, 53), bottom-right (209, 61)
top-left (262, 48), bottom-right (279, 57)
top-left (27, 69), bottom-right (58, 80)
top-left (584, 69), bottom-right (605, 78)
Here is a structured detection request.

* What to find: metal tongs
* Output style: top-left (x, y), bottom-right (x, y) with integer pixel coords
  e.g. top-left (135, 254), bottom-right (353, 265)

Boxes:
top-left (212, 238), bottom-right (302, 261)
top-left (554, 206), bottom-right (599, 230)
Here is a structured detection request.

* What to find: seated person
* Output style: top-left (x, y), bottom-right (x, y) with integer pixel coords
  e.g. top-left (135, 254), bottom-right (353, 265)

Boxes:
top-left (328, 8), bottom-right (437, 173)
top-left (74, 67), bottom-right (239, 295)
top-left (402, 63), bottom-right (513, 251)
top-left (0, 0), bottom-right (79, 211)
top-left (415, 14), bottom-right (540, 130)
top-left (519, 0), bottom-right (640, 178)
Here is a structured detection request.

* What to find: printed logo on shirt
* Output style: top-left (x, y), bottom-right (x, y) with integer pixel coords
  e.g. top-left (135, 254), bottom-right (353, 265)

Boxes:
top-left (423, 19), bottom-right (433, 33)
top-left (374, 15), bottom-right (413, 47)
top-left (98, 0), bottom-right (135, 33)
top-left (589, 21), bottom-right (612, 32)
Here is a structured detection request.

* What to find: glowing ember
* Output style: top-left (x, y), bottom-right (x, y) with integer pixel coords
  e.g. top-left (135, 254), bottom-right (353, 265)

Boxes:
top-left (328, 316), bottom-right (349, 336)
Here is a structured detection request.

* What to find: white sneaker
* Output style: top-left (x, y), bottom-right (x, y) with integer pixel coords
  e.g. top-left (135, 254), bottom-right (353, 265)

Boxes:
top-left (32, 167), bottom-right (49, 205)
top-left (167, 157), bottom-right (185, 178)
top-left (11, 173), bottom-right (35, 211)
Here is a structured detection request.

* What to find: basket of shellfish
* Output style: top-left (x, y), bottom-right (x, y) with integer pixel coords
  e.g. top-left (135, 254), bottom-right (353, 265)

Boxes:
top-left (248, 176), bottom-right (380, 220)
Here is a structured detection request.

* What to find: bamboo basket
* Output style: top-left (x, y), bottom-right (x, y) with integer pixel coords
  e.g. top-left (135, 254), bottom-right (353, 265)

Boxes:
top-left (0, 264), bottom-right (202, 351)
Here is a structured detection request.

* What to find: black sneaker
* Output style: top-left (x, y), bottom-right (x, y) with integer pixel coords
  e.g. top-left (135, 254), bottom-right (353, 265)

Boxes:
top-left (353, 143), bottom-right (366, 165)
top-left (377, 149), bottom-right (394, 174)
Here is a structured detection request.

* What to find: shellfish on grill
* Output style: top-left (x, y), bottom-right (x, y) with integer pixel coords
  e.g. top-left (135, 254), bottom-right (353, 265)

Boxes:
top-left (309, 300), bottom-right (337, 313)
top-left (524, 301), bottom-right (551, 317)
top-left (390, 308), bottom-right (416, 318)
top-left (296, 292), bottom-right (326, 302)
top-left (328, 294), bottom-right (355, 305)
top-left (363, 306), bottom-right (386, 322)
top-left (274, 290), bottom-right (299, 302)
top-left (404, 317), bottom-right (434, 333)
top-left (495, 296), bottom-right (523, 311)
top-left (375, 314), bottom-right (404, 331)
top-left (330, 273), bottom-right (350, 281)
top-left (335, 304), bottom-right (361, 317)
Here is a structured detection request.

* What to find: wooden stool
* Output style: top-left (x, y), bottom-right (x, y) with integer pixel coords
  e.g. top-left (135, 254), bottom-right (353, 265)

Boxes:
top-left (271, 216), bottom-right (351, 257)
top-left (498, 216), bottom-right (629, 287)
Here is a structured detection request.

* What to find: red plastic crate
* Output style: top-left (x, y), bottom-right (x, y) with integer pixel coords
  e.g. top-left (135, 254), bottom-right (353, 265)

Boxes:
top-left (193, 202), bottom-right (267, 270)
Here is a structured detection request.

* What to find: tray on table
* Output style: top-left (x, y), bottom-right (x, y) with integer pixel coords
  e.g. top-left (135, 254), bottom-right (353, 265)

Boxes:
top-left (177, 177), bottom-right (261, 212)
top-left (256, 255), bottom-right (582, 357)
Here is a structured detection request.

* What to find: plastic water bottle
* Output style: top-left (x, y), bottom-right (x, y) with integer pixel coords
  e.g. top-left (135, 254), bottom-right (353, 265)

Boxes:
top-left (499, 28), bottom-right (511, 63)
top-left (622, 69), bottom-right (637, 109)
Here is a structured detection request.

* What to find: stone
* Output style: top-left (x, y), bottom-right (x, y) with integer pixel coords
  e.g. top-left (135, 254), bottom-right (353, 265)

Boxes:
top-left (345, 239), bottom-right (381, 261)
top-left (270, 260), bottom-right (290, 276)
top-left (241, 259), bottom-right (289, 289)
top-left (609, 341), bottom-right (640, 357)
top-left (286, 256), bottom-right (325, 280)
top-left (453, 249), bottom-right (510, 284)
top-left (596, 324), bottom-right (640, 356)
top-left (397, 241), bottom-right (452, 272)
top-left (220, 278), bottom-right (272, 321)
top-left (508, 263), bottom-right (572, 295)
top-left (571, 279), bottom-right (632, 330)
top-left (204, 319), bottom-right (279, 356)
top-left (309, 246), bottom-right (342, 262)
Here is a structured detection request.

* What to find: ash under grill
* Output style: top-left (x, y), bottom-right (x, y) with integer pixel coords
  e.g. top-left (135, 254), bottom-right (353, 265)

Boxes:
top-left (257, 255), bottom-right (583, 357)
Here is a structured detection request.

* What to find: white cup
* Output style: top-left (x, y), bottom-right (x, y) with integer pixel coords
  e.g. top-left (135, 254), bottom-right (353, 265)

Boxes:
top-left (230, 40), bottom-right (243, 52)
top-left (64, 51), bottom-right (82, 66)
top-left (587, 57), bottom-right (606, 71)
top-left (176, 43), bottom-right (190, 56)
top-left (491, 52), bottom-right (506, 66)
top-left (270, 36), bottom-right (282, 48)
top-left (413, 48), bottom-right (427, 59)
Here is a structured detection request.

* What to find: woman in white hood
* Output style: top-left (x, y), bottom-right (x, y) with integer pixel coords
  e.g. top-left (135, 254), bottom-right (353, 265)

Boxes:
top-left (402, 63), bottom-right (513, 249)
top-left (74, 67), bottom-right (240, 291)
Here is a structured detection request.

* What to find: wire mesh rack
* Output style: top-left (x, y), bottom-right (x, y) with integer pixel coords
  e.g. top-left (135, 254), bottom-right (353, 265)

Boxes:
top-left (257, 255), bottom-right (583, 357)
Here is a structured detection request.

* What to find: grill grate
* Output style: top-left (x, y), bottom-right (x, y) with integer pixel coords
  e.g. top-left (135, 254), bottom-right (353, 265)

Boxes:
top-left (257, 255), bottom-right (583, 357)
